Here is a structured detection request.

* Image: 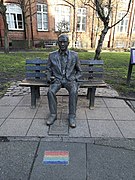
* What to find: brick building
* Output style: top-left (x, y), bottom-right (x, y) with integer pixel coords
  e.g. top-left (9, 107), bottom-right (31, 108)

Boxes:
top-left (0, 0), bottom-right (135, 49)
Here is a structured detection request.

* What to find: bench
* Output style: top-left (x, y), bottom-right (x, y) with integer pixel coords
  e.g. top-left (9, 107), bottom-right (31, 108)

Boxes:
top-left (19, 58), bottom-right (107, 109)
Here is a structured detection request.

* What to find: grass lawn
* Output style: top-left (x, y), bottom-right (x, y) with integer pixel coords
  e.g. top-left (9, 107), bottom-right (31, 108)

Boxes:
top-left (0, 51), bottom-right (135, 98)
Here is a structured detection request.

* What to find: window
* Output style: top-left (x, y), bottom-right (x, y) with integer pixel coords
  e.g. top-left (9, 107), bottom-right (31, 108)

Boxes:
top-left (37, 4), bottom-right (48, 31)
top-left (6, 4), bottom-right (23, 30)
top-left (116, 41), bottom-right (125, 48)
top-left (75, 41), bottom-right (81, 48)
top-left (116, 12), bottom-right (129, 33)
top-left (77, 8), bottom-right (86, 32)
top-left (55, 5), bottom-right (70, 32)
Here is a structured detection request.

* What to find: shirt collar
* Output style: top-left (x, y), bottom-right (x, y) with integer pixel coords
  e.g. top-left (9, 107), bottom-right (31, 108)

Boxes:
top-left (59, 49), bottom-right (69, 56)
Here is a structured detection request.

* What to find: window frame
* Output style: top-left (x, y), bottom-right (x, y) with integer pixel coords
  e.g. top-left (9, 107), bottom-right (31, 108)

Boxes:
top-left (55, 5), bottom-right (71, 32)
top-left (6, 3), bottom-right (24, 31)
top-left (116, 12), bottom-right (129, 33)
top-left (77, 8), bottom-right (87, 32)
top-left (37, 3), bottom-right (48, 31)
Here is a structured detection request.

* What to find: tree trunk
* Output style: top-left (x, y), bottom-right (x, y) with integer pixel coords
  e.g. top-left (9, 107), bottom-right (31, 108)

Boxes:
top-left (94, 26), bottom-right (108, 59)
top-left (22, 11), bottom-right (27, 39)
top-left (26, 24), bottom-right (31, 49)
top-left (91, 8), bottom-right (95, 48)
top-left (3, 14), bottom-right (9, 53)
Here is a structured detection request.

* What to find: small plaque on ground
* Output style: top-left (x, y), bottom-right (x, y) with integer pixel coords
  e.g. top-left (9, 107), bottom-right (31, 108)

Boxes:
top-left (48, 120), bottom-right (69, 135)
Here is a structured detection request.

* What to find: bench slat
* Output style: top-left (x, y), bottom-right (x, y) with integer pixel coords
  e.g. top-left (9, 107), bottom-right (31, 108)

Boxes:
top-left (81, 66), bottom-right (103, 72)
top-left (26, 59), bottom-right (47, 64)
top-left (26, 66), bottom-right (47, 71)
top-left (82, 73), bottom-right (103, 78)
top-left (80, 60), bottom-right (103, 65)
top-left (26, 72), bottom-right (46, 78)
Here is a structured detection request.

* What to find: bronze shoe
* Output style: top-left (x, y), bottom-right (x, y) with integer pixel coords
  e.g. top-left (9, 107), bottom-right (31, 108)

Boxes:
top-left (68, 116), bottom-right (76, 128)
top-left (46, 114), bottom-right (57, 126)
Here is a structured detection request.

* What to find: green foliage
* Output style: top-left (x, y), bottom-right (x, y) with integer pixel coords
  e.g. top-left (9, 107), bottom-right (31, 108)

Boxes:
top-left (100, 52), bottom-right (135, 97)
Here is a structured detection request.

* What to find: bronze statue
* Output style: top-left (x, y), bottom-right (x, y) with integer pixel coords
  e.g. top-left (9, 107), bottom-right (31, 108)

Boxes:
top-left (46, 34), bottom-right (82, 128)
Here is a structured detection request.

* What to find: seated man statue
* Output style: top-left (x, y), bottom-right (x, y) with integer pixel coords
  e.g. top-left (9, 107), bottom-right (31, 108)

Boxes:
top-left (46, 34), bottom-right (82, 128)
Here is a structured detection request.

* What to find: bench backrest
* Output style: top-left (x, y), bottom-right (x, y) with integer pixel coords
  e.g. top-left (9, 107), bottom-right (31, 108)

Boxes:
top-left (25, 58), bottom-right (104, 80)
top-left (26, 58), bottom-right (47, 80)
top-left (80, 60), bottom-right (104, 80)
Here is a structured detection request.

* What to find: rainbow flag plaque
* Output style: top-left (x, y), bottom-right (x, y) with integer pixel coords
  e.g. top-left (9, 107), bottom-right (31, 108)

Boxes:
top-left (43, 151), bottom-right (69, 165)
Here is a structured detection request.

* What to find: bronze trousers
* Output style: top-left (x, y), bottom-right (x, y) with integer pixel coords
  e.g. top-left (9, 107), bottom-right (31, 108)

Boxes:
top-left (47, 79), bottom-right (78, 117)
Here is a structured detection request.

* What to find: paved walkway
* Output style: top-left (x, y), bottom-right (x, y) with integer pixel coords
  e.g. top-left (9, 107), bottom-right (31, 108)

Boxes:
top-left (0, 86), bottom-right (135, 138)
top-left (0, 85), bottom-right (135, 180)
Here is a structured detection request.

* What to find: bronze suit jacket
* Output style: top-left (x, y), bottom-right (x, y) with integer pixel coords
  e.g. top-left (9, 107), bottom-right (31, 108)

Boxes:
top-left (47, 50), bottom-right (82, 82)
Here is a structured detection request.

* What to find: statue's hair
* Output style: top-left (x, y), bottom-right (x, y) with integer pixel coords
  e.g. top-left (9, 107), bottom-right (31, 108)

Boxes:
top-left (58, 34), bottom-right (69, 42)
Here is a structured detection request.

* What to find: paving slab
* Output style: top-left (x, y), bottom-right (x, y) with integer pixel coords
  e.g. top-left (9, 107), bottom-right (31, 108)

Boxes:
top-left (30, 141), bottom-right (86, 180)
top-left (34, 106), bottom-right (49, 119)
top-left (63, 137), bottom-right (94, 143)
top-left (130, 100), bottom-right (135, 108)
top-left (27, 118), bottom-right (49, 137)
top-left (88, 120), bottom-right (123, 138)
top-left (69, 120), bottom-right (90, 137)
top-left (0, 106), bottom-right (15, 119)
top-left (94, 97), bottom-right (106, 108)
top-left (76, 107), bottom-right (87, 120)
top-left (103, 98), bottom-right (129, 108)
top-left (109, 107), bottom-right (135, 120)
top-left (0, 118), bottom-right (32, 136)
top-left (8, 106), bottom-right (37, 119)
top-left (0, 141), bottom-right (38, 180)
top-left (77, 97), bottom-right (89, 108)
top-left (94, 138), bottom-right (135, 151)
top-left (41, 137), bottom-right (62, 141)
top-left (78, 97), bottom-right (106, 108)
top-left (39, 95), bottom-right (49, 104)
top-left (116, 121), bottom-right (135, 138)
top-left (0, 119), bottom-right (6, 126)
top-left (77, 97), bottom-right (107, 108)
top-left (87, 144), bottom-right (135, 180)
top-left (18, 95), bottom-right (33, 106)
top-left (0, 96), bottom-right (23, 106)
top-left (96, 87), bottom-right (119, 97)
top-left (86, 108), bottom-right (113, 120)
top-left (18, 95), bottom-right (43, 107)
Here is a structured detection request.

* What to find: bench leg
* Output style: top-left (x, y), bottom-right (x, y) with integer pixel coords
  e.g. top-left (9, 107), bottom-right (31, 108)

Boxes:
top-left (87, 87), bottom-right (96, 109)
top-left (87, 88), bottom-right (90, 99)
top-left (35, 87), bottom-right (40, 99)
top-left (31, 86), bottom-right (36, 108)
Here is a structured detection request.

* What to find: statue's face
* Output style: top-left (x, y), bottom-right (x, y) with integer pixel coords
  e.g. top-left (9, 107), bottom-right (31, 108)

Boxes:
top-left (58, 36), bottom-right (69, 51)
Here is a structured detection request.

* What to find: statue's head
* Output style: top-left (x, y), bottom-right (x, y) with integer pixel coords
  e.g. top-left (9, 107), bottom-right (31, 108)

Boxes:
top-left (58, 34), bottom-right (69, 52)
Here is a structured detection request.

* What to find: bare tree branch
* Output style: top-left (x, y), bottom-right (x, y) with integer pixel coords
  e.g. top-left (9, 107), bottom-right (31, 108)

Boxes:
top-left (109, 0), bottom-right (132, 29)
top-left (63, 0), bottom-right (74, 7)
top-left (82, 0), bottom-right (132, 59)
top-left (81, 0), bottom-right (96, 11)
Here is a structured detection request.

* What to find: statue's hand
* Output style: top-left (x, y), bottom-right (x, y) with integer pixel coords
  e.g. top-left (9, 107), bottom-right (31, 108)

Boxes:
top-left (47, 76), bottom-right (55, 84)
top-left (50, 76), bottom-right (55, 81)
top-left (46, 74), bottom-right (51, 83)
